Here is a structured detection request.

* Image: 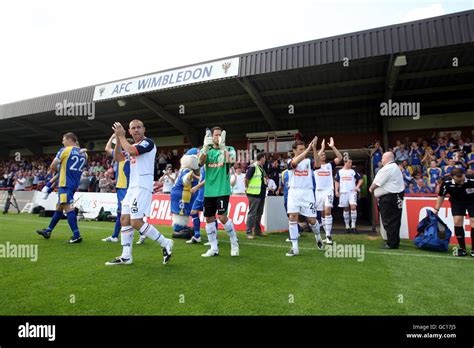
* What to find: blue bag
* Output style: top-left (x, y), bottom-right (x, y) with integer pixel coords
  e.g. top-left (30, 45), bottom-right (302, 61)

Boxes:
top-left (414, 210), bottom-right (452, 252)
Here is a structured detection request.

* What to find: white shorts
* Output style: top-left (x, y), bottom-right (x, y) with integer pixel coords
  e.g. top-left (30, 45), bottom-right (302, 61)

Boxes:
top-left (315, 189), bottom-right (334, 211)
top-left (338, 191), bottom-right (358, 208)
top-left (122, 187), bottom-right (152, 220)
top-left (287, 188), bottom-right (316, 217)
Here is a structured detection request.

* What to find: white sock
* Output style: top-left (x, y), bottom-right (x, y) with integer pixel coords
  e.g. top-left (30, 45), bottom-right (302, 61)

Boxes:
top-left (309, 221), bottom-right (320, 237)
top-left (223, 219), bottom-right (238, 244)
top-left (325, 215), bottom-right (333, 237)
top-left (321, 217), bottom-right (326, 232)
top-left (289, 221), bottom-right (299, 251)
top-left (351, 210), bottom-right (357, 229)
top-left (140, 223), bottom-right (167, 248)
top-left (120, 226), bottom-right (134, 259)
top-left (343, 211), bottom-right (350, 228)
top-left (205, 222), bottom-right (218, 251)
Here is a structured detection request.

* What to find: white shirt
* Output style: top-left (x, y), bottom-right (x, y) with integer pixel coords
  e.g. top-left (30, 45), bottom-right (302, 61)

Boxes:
top-left (161, 173), bottom-right (176, 193)
top-left (232, 173), bottom-right (246, 194)
top-left (14, 177), bottom-right (26, 190)
top-left (314, 162), bottom-right (336, 190)
top-left (267, 178), bottom-right (277, 195)
top-left (336, 169), bottom-right (361, 193)
top-left (129, 138), bottom-right (157, 192)
top-left (373, 162), bottom-right (405, 198)
top-left (288, 158), bottom-right (314, 190)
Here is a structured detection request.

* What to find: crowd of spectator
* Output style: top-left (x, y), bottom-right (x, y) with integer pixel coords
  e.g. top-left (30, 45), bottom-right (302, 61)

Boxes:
top-left (369, 134), bottom-right (474, 194)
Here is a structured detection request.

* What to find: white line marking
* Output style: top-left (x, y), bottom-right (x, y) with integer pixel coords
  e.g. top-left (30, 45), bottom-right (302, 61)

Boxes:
top-left (0, 216), bottom-right (472, 261)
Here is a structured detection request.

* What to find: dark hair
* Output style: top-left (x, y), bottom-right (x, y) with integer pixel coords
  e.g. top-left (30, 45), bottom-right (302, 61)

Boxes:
top-left (63, 132), bottom-right (78, 144)
top-left (292, 140), bottom-right (305, 150)
top-left (256, 153), bottom-right (266, 161)
top-left (211, 126), bottom-right (222, 135)
top-left (451, 168), bottom-right (464, 177)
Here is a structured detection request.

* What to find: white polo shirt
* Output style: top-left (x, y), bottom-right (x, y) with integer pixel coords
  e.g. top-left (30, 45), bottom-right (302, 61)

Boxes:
top-left (373, 162), bottom-right (404, 198)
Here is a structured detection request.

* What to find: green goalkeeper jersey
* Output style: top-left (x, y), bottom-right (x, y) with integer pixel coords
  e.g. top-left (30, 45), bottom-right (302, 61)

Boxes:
top-left (201, 146), bottom-right (236, 197)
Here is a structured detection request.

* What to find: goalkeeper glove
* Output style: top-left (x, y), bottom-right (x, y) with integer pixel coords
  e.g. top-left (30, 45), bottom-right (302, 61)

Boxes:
top-left (202, 129), bottom-right (213, 155)
top-left (218, 130), bottom-right (226, 151)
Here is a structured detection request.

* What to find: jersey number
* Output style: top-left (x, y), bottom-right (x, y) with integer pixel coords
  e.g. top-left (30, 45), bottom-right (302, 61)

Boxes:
top-left (70, 156), bottom-right (86, 171)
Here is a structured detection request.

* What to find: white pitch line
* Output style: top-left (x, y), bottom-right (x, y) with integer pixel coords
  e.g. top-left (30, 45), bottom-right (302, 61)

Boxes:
top-left (1, 216), bottom-right (472, 261)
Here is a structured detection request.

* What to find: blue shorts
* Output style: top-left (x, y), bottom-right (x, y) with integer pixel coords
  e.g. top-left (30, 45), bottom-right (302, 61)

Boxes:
top-left (116, 188), bottom-right (128, 213)
top-left (58, 187), bottom-right (75, 205)
top-left (191, 197), bottom-right (204, 212)
top-left (171, 191), bottom-right (198, 216)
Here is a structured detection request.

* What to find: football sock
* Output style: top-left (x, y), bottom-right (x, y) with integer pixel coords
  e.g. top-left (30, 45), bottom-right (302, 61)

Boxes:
top-left (66, 210), bottom-right (80, 238)
top-left (454, 226), bottom-right (466, 250)
top-left (120, 226), bottom-right (134, 259)
top-left (46, 210), bottom-right (63, 232)
top-left (140, 223), bottom-right (167, 247)
top-left (351, 209), bottom-right (357, 229)
top-left (224, 219), bottom-right (238, 243)
top-left (343, 211), bottom-right (350, 228)
top-left (289, 221), bottom-right (299, 251)
top-left (205, 222), bottom-right (218, 251)
top-left (191, 213), bottom-right (201, 238)
top-left (112, 212), bottom-right (121, 239)
top-left (325, 215), bottom-right (333, 237)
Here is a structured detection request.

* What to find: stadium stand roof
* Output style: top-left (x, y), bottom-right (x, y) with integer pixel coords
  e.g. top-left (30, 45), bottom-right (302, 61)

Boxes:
top-left (0, 9), bottom-right (473, 155)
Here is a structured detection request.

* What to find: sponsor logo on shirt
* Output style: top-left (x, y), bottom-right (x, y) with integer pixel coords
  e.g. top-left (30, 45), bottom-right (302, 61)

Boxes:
top-left (341, 177), bottom-right (353, 181)
top-left (208, 162), bottom-right (224, 168)
top-left (294, 170), bottom-right (309, 176)
top-left (317, 171), bottom-right (330, 176)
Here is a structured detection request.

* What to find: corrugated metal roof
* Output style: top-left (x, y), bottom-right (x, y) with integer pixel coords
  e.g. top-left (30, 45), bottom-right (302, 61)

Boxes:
top-left (0, 86), bottom-right (94, 120)
top-left (239, 10), bottom-right (474, 76)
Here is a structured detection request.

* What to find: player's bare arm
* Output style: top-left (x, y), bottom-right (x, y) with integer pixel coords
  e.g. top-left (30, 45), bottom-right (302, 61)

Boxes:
top-left (291, 138), bottom-right (315, 167)
top-left (112, 122), bottom-right (138, 156)
top-left (104, 134), bottom-right (115, 156)
top-left (329, 137), bottom-right (343, 165)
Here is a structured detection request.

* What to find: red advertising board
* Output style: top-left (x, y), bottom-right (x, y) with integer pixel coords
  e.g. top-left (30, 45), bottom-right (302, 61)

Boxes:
top-left (403, 196), bottom-right (471, 244)
top-left (147, 194), bottom-right (255, 231)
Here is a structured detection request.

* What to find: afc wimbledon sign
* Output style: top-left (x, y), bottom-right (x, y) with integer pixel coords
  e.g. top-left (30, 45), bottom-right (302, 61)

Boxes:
top-left (93, 57), bottom-right (239, 101)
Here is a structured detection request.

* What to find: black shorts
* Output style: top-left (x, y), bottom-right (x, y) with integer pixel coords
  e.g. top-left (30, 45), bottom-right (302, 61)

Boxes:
top-left (450, 200), bottom-right (474, 217)
top-left (203, 196), bottom-right (230, 217)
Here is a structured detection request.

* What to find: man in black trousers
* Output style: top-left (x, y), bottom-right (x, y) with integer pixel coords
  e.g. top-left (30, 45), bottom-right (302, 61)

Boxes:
top-left (434, 168), bottom-right (474, 257)
top-left (369, 152), bottom-right (405, 249)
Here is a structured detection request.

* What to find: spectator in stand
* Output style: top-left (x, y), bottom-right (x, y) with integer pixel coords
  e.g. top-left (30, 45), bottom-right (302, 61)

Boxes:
top-left (90, 172), bottom-right (100, 192)
top-left (158, 151), bottom-right (168, 173)
top-left (268, 159), bottom-right (281, 192)
top-left (409, 142), bottom-right (423, 173)
top-left (159, 165), bottom-right (176, 194)
top-left (442, 158), bottom-right (457, 177)
top-left (368, 142), bottom-right (382, 167)
top-left (24, 171), bottom-right (33, 189)
top-left (466, 147), bottom-right (474, 173)
top-left (426, 160), bottom-right (442, 191)
top-left (99, 172), bottom-right (114, 193)
top-left (263, 155), bottom-right (273, 174)
top-left (230, 166), bottom-right (246, 195)
top-left (421, 147), bottom-right (437, 168)
top-left (433, 137), bottom-right (448, 157)
top-left (266, 177), bottom-right (277, 196)
top-left (14, 173), bottom-right (26, 191)
top-left (437, 150), bottom-right (449, 168)
top-left (405, 182), bottom-right (415, 194)
top-left (413, 178), bottom-right (430, 194)
top-left (399, 160), bottom-right (413, 186)
top-left (394, 143), bottom-right (409, 163)
top-left (78, 171), bottom-right (91, 192)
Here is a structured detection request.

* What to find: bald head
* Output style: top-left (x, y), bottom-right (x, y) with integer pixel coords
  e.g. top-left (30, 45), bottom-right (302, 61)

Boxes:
top-left (382, 152), bottom-right (394, 166)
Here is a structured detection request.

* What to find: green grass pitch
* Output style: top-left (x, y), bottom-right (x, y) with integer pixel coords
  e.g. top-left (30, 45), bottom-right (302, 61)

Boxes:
top-left (0, 213), bottom-right (473, 315)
